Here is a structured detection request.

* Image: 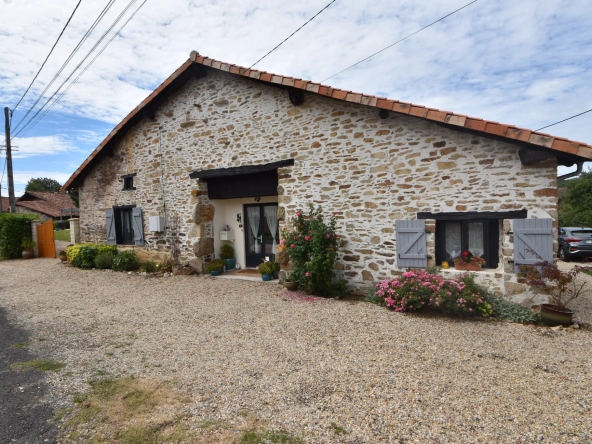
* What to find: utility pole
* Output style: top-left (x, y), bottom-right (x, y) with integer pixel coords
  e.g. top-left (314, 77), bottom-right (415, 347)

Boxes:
top-left (4, 107), bottom-right (16, 213)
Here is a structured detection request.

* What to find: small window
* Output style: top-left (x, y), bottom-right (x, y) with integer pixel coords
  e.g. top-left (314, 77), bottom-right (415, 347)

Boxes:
top-left (114, 206), bottom-right (135, 245)
top-left (436, 219), bottom-right (500, 269)
top-left (121, 173), bottom-right (136, 190)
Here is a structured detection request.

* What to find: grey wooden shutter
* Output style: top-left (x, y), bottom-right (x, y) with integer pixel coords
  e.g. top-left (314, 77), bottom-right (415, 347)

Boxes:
top-left (105, 209), bottom-right (116, 245)
top-left (396, 220), bottom-right (427, 268)
top-left (132, 207), bottom-right (144, 246)
top-left (513, 218), bottom-right (553, 273)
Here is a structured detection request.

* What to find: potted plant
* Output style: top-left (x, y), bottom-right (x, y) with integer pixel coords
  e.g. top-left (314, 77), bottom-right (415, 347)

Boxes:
top-left (205, 259), bottom-right (225, 276)
top-left (521, 261), bottom-right (592, 326)
top-left (22, 238), bottom-right (35, 259)
top-left (453, 251), bottom-right (485, 271)
top-left (257, 260), bottom-right (275, 281)
top-left (220, 243), bottom-right (236, 271)
top-left (58, 250), bottom-right (68, 262)
top-left (283, 273), bottom-right (298, 291)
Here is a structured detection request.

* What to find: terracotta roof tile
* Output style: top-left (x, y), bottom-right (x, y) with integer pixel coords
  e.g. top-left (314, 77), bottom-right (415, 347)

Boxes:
top-left (16, 192), bottom-right (76, 218)
top-left (61, 53), bottom-right (592, 191)
top-left (0, 197), bottom-right (9, 212)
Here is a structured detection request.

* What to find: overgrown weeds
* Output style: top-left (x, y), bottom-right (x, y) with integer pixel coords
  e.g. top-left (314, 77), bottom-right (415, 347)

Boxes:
top-left (11, 359), bottom-right (65, 372)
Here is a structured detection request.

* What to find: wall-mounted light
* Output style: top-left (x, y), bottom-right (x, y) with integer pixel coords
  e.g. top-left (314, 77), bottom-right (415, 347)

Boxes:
top-left (236, 213), bottom-right (242, 223)
top-left (254, 196), bottom-right (261, 202)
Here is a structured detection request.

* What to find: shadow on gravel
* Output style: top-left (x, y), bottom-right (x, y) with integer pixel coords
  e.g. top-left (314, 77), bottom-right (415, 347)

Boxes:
top-left (0, 307), bottom-right (57, 444)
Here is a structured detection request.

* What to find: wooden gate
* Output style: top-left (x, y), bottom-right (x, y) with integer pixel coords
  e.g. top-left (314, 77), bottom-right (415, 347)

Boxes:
top-left (37, 220), bottom-right (56, 258)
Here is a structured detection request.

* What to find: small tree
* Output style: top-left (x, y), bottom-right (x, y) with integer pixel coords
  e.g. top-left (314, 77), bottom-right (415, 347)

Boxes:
top-left (281, 205), bottom-right (341, 296)
top-left (25, 177), bottom-right (62, 192)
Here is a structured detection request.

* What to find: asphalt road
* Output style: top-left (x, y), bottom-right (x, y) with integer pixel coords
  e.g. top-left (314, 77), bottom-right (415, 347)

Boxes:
top-left (0, 307), bottom-right (57, 444)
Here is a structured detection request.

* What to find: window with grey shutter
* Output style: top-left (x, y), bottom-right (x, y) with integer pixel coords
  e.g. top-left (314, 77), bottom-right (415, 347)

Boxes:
top-left (396, 220), bottom-right (427, 268)
top-left (513, 218), bottom-right (553, 273)
top-left (106, 209), bottom-right (116, 245)
top-left (132, 207), bottom-right (144, 246)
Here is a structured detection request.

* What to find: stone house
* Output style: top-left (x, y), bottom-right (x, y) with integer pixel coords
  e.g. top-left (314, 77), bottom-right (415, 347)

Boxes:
top-left (15, 191), bottom-right (77, 223)
top-left (62, 51), bottom-right (592, 301)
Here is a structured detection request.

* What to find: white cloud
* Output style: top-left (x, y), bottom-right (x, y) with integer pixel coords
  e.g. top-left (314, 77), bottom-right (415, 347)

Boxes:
top-left (0, 0), bottom-right (590, 176)
top-left (0, 134), bottom-right (80, 159)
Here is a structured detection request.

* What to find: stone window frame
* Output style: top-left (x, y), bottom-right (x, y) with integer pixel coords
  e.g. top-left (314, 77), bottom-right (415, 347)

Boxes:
top-left (121, 173), bottom-right (137, 191)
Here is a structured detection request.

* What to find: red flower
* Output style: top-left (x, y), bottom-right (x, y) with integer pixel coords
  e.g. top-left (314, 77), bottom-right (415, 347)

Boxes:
top-left (462, 251), bottom-right (469, 257)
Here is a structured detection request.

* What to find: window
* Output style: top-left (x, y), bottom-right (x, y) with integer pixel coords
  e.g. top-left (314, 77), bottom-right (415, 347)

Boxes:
top-left (106, 206), bottom-right (143, 246)
top-left (121, 173), bottom-right (136, 190)
top-left (435, 219), bottom-right (500, 269)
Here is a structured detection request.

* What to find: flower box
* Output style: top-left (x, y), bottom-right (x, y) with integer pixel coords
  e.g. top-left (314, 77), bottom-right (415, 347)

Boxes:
top-left (454, 262), bottom-right (482, 271)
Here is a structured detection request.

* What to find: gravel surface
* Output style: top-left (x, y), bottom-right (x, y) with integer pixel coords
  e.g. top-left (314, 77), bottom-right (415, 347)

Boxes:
top-left (1, 258), bottom-right (591, 443)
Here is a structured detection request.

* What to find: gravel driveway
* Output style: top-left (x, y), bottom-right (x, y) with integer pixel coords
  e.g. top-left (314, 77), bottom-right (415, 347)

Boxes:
top-left (1, 258), bottom-right (591, 443)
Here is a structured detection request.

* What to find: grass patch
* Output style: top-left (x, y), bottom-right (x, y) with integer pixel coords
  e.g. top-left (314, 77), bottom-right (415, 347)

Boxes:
top-left (54, 229), bottom-right (71, 241)
top-left (240, 429), bottom-right (303, 443)
top-left (11, 359), bottom-right (65, 372)
top-left (59, 376), bottom-right (195, 443)
top-left (9, 341), bottom-right (29, 349)
top-left (329, 422), bottom-right (348, 435)
top-left (584, 269), bottom-right (592, 277)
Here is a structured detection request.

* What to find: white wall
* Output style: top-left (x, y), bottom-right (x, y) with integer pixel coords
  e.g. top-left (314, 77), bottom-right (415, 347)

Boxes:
top-left (212, 196), bottom-right (278, 269)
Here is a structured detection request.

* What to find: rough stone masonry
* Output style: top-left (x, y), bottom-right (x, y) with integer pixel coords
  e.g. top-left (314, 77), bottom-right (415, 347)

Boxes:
top-left (78, 68), bottom-right (557, 301)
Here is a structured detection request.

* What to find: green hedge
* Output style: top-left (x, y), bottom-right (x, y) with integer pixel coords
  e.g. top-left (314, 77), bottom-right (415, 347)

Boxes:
top-left (0, 213), bottom-right (38, 259)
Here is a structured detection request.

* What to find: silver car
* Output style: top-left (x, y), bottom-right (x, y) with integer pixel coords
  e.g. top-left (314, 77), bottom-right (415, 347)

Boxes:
top-left (558, 227), bottom-right (592, 261)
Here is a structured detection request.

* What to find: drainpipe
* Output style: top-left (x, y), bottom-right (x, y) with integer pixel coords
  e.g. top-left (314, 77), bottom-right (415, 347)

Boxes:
top-left (558, 162), bottom-right (584, 181)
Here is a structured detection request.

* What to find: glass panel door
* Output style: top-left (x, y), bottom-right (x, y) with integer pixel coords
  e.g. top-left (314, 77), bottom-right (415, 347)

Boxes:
top-left (244, 204), bottom-right (279, 268)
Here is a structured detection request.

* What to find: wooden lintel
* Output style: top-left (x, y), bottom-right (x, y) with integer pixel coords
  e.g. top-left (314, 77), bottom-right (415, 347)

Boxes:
top-left (519, 148), bottom-right (550, 165)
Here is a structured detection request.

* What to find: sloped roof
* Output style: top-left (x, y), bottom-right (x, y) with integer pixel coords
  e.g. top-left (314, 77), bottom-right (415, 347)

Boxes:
top-left (16, 191), bottom-right (77, 218)
top-left (62, 52), bottom-right (592, 191)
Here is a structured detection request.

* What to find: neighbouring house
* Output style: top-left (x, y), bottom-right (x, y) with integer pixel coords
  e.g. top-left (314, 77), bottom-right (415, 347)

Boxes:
top-left (62, 51), bottom-right (592, 302)
top-left (15, 191), bottom-right (78, 223)
top-left (0, 197), bottom-right (8, 212)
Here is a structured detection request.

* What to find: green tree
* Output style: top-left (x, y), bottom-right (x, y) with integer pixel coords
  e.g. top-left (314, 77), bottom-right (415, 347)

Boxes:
top-left (25, 177), bottom-right (62, 192)
top-left (559, 169), bottom-right (592, 227)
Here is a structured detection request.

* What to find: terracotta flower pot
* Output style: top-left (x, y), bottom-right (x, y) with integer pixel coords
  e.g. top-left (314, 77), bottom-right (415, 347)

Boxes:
top-left (454, 262), bottom-right (481, 271)
top-left (540, 304), bottom-right (574, 327)
top-left (22, 250), bottom-right (34, 260)
top-left (59, 255), bottom-right (68, 262)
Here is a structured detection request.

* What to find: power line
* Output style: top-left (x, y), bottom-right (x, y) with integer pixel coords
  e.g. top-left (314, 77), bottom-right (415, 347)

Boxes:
top-left (321, 0), bottom-right (480, 83)
top-left (241, 0), bottom-right (338, 74)
top-left (536, 108), bottom-right (592, 131)
top-left (15, 0), bottom-right (148, 140)
top-left (12, 0), bottom-right (83, 112)
top-left (12, 0), bottom-right (118, 135)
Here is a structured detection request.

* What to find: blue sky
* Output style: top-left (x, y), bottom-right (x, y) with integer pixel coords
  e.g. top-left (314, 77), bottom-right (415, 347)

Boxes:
top-left (1, 0), bottom-right (591, 196)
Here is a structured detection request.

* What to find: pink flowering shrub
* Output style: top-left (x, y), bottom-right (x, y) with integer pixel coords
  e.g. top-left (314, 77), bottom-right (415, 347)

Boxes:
top-left (375, 270), bottom-right (492, 317)
top-left (281, 205), bottom-right (342, 296)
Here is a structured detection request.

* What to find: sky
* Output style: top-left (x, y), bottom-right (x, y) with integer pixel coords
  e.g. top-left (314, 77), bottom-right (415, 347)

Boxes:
top-left (1, 0), bottom-right (591, 197)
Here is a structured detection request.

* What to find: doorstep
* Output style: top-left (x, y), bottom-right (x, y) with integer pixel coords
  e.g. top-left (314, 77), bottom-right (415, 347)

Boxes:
top-left (214, 269), bottom-right (279, 283)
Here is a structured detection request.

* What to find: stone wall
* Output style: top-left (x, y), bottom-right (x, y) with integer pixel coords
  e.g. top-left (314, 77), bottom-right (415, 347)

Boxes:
top-left (79, 68), bottom-right (557, 299)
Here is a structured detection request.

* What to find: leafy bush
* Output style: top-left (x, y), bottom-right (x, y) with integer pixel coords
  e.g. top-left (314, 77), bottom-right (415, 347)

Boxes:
top-left (364, 288), bottom-right (386, 306)
top-left (257, 260), bottom-right (275, 275)
top-left (71, 245), bottom-right (98, 269)
top-left (67, 243), bottom-right (117, 264)
top-left (22, 238), bottom-right (36, 250)
top-left (204, 259), bottom-right (225, 273)
top-left (282, 205), bottom-right (340, 296)
top-left (140, 261), bottom-right (157, 273)
top-left (112, 250), bottom-right (139, 272)
top-left (0, 213), bottom-right (38, 259)
top-left (156, 258), bottom-right (174, 273)
top-left (488, 295), bottom-right (536, 324)
top-left (375, 270), bottom-right (492, 317)
top-left (94, 252), bottom-right (115, 269)
top-left (219, 243), bottom-right (234, 259)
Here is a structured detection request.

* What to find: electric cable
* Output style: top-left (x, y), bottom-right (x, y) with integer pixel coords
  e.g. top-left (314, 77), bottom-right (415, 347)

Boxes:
top-left (12, 0), bottom-right (121, 135)
top-left (536, 108), bottom-right (592, 131)
top-left (321, 0), bottom-right (480, 83)
top-left (13, 0), bottom-right (83, 112)
top-left (240, 0), bottom-right (338, 74)
top-left (16, 0), bottom-right (148, 140)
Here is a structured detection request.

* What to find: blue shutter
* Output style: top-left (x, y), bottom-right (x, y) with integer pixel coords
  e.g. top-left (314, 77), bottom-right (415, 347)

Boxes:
top-left (396, 220), bottom-right (427, 268)
top-left (132, 207), bottom-right (144, 246)
top-left (513, 218), bottom-right (553, 273)
top-left (105, 209), bottom-right (116, 245)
